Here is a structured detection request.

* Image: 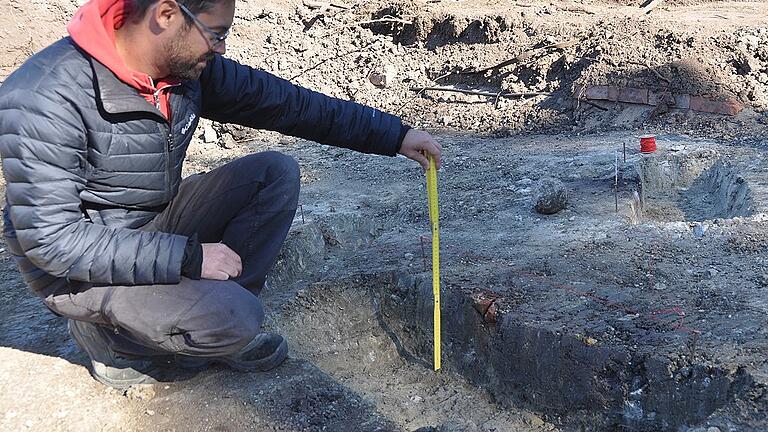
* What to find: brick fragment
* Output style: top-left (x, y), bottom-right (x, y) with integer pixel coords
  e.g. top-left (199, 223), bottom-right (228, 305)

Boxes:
top-left (674, 94), bottom-right (691, 109)
top-left (690, 96), bottom-right (743, 116)
top-left (471, 290), bottom-right (503, 324)
top-left (617, 87), bottom-right (648, 104)
top-left (584, 85), bottom-right (610, 100)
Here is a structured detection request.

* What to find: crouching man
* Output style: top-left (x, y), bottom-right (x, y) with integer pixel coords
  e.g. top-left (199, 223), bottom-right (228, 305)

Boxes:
top-left (0, 0), bottom-right (441, 388)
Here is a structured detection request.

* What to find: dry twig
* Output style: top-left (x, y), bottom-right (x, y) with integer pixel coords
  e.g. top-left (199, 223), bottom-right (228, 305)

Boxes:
top-left (411, 86), bottom-right (550, 99)
top-left (640, 0), bottom-right (664, 15)
top-left (627, 60), bottom-right (672, 83)
top-left (459, 39), bottom-right (578, 75)
top-left (582, 100), bottom-right (609, 111)
top-left (352, 16), bottom-right (413, 26)
top-left (303, 0), bottom-right (350, 9)
top-left (319, 15), bottom-right (413, 38)
top-left (289, 40), bottom-right (380, 81)
top-left (394, 72), bottom-right (452, 115)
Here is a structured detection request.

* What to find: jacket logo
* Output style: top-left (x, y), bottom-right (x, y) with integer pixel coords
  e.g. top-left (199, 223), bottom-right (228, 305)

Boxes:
top-left (181, 113), bottom-right (197, 135)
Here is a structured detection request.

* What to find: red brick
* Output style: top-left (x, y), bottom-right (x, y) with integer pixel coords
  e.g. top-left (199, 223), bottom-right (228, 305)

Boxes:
top-left (607, 86), bottom-right (620, 102)
top-left (484, 302), bottom-right (499, 324)
top-left (690, 96), bottom-right (743, 116)
top-left (618, 87), bottom-right (649, 104)
top-left (674, 94), bottom-right (691, 109)
top-left (584, 85), bottom-right (610, 100)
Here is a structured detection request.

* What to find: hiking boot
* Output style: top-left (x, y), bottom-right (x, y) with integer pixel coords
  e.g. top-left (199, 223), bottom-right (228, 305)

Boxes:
top-left (223, 332), bottom-right (288, 371)
top-left (174, 332), bottom-right (288, 372)
top-left (68, 319), bottom-right (160, 389)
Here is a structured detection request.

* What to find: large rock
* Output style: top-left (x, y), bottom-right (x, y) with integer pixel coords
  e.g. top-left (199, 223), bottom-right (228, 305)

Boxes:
top-left (533, 177), bottom-right (568, 214)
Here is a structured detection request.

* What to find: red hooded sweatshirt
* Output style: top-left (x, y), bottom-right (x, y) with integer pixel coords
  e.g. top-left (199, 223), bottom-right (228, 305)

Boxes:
top-left (67, 0), bottom-right (179, 120)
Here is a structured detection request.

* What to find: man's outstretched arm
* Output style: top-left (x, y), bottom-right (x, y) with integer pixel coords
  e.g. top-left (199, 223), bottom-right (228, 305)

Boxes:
top-left (198, 55), bottom-right (441, 168)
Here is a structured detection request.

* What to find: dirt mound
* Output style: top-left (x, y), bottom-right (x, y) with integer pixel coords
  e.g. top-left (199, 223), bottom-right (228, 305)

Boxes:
top-left (256, 0), bottom-right (765, 142)
top-left (1, 0), bottom-right (766, 143)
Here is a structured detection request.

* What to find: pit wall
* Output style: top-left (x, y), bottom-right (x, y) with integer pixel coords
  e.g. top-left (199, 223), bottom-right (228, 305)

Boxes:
top-left (635, 148), bottom-right (756, 221)
top-left (375, 272), bottom-right (757, 431)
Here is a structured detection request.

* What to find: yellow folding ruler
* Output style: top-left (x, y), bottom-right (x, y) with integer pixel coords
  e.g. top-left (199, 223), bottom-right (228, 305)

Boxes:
top-left (425, 155), bottom-right (441, 371)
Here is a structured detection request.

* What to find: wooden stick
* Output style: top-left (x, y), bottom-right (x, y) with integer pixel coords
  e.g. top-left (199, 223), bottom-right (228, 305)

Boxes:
top-left (394, 72), bottom-right (452, 115)
top-left (640, 0), bottom-right (663, 15)
top-left (412, 86), bottom-right (550, 99)
top-left (303, 0), bottom-right (350, 9)
top-left (460, 39), bottom-right (578, 75)
top-left (320, 16), bottom-right (413, 38)
top-left (351, 16), bottom-right (413, 26)
top-left (562, 6), bottom-right (595, 14)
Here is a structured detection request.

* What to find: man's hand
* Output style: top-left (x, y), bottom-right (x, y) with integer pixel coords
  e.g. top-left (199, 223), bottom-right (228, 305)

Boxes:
top-left (398, 129), bottom-right (442, 171)
top-left (201, 243), bottom-right (242, 280)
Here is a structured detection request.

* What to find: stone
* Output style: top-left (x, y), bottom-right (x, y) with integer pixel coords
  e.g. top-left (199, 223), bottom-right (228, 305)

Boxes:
top-left (125, 384), bottom-right (156, 401)
top-left (203, 123), bottom-right (218, 143)
top-left (221, 133), bottom-right (237, 149)
top-left (693, 223), bottom-right (708, 237)
top-left (368, 72), bottom-right (387, 87)
top-left (367, 65), bottom-right (396, 88)
top-left (533, 177), bottom-right (568, 214)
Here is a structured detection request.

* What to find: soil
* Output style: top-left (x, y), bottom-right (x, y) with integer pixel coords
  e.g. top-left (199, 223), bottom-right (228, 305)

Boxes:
top-left (1, 0), bottom-right (768, 431)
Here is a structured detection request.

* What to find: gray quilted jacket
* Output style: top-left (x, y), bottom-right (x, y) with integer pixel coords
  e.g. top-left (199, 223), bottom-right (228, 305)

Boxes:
top-left (0, 37), bottom-right (404, 298)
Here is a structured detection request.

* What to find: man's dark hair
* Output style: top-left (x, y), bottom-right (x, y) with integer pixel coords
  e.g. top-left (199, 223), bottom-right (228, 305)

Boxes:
top-left (129, 0), bottom-right (223, 21)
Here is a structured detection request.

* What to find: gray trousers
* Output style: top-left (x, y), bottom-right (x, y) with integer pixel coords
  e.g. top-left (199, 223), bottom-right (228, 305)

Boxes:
top-left (44, 152), bottom-right (300, 358)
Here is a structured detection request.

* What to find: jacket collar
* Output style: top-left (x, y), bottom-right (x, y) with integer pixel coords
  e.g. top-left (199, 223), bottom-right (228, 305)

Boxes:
top-left (91, 57), bottom-right (172, 119)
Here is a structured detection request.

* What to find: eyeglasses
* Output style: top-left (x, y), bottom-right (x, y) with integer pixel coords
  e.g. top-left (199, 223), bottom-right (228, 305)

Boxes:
top-left (176, 2), bottom-right (230, 47)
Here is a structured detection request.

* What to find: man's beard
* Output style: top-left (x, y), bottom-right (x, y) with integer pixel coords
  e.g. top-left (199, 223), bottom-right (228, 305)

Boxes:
top-left (164, 35), bottom-right (214, 81)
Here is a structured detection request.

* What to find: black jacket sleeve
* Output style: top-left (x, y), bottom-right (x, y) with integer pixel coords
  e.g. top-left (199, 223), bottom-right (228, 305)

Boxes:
top-left (198, 55), bottom-right (404, 156)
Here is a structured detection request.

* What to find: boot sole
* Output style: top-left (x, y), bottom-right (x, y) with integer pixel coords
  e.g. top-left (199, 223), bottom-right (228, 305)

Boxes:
top-left (90, 361), bottom-right (158, 389)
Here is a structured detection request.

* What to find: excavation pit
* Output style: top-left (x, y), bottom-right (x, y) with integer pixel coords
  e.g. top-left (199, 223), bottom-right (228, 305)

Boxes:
top-left (268, 270), bottom-right (758, 431)
top-left (636, 147), bottom-right (759, 223)
top-left (260, 132), bottom-right (768, 431)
